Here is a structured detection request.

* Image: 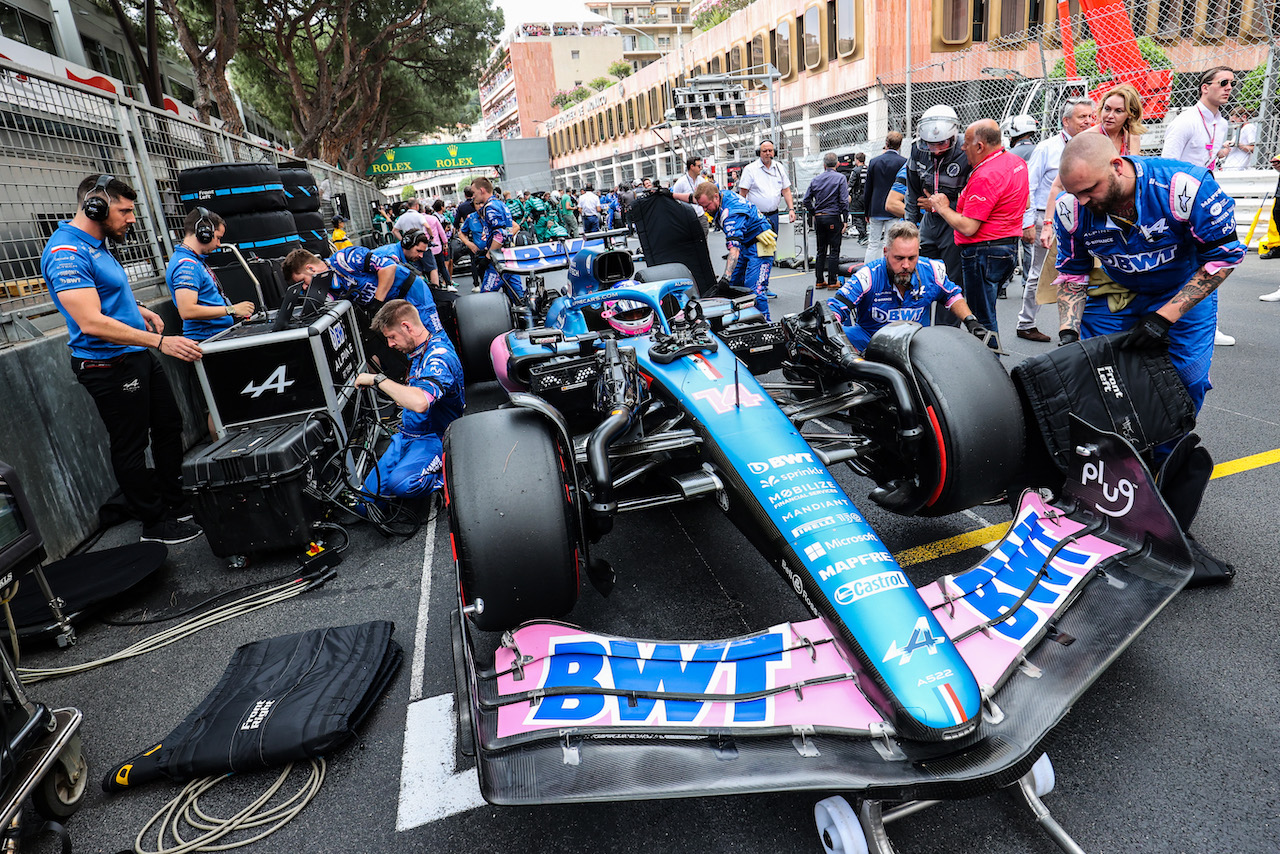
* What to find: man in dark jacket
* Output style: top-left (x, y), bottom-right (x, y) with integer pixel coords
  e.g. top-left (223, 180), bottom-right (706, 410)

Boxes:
top-left (802, 152), bottom-right (850, 289)
top-left (862, 132), bottom-right (907, 262)
top-left (846, 152), bottom-right (868, 242)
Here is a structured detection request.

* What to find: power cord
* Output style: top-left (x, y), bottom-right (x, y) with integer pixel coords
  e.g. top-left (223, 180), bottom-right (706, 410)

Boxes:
top-left (18, 570), bottom-right (334, 685)
top-left (131, 758), bottom-right (325, 853)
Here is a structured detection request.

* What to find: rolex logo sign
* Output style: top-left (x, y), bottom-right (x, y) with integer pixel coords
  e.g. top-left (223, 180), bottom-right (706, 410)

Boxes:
top-left (385, 150), bottom-right (395, 161)
top-left (435, 143), bottom-right (474, 169)
top-left (448, 145), bottom-right (458, 157)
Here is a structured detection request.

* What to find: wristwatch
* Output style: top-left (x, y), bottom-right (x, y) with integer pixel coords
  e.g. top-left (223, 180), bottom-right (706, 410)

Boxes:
top-left (372, 373), bottom-right (388, 387)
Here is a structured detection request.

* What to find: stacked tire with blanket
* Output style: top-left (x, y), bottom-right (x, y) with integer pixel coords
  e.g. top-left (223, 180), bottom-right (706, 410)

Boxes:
top-left (278, 165), bottom-right (329, 257)
top-left (177, 162), bottom-right (325, 260)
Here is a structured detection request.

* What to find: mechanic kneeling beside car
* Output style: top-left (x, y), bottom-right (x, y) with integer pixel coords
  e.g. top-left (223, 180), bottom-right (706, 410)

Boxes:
top-left (828, 220), bottom-right (991, 351)
top-left (353, 300), bottom-right (464, 500)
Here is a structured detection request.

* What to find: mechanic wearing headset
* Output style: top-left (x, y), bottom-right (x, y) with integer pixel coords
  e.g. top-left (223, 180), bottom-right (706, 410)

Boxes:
top-left (281, 244), bottom-right (450, 343)
top-left (694, 181), bottom-right (778, 320)
top-left (165, 208), bottom-right (255, 342)
top-left (353, 300), bottom-right (464, 499)
top-left (827, 220), bottom-right (989, 352)
top-left (372, 229), bottom-right (440, 288)
top-left (41, 175), bottom-right (204, 545)
top-left (165, 207), bottom-right (255, 440)
top-left (469, 176), bottom-right (525, 300)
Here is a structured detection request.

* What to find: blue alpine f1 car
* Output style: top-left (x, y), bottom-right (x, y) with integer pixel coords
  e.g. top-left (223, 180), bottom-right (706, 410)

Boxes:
top-left (441, 232), bottom-right (1195, 853)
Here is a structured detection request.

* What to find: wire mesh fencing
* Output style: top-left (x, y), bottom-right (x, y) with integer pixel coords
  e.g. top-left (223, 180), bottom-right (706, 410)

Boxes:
top-left (0, 57), bottom-right (384, 339)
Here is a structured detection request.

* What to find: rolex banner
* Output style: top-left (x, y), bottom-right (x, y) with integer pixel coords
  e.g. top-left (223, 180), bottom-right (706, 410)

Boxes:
top-left (366, 141), bottom-right (505, 175)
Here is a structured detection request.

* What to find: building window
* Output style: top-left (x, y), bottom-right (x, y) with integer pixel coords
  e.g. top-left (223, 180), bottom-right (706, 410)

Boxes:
top-left (627, 100), bottom-right (635, 132)
top-left (571, 50), bottom-right (580, 60)
top-left (938, 0), bottom-right (972, 44)
top-left (802, 7), bottom-right (822, 69)
top-left (835, 0), bottom-right (856, 56)
top-left (729, 44), bottom-right (742, 74)
top-left (1, 3), bottom-right (57, 55)
top-left (750, 33), bottom-right (765, 73)
top-left (82, 36), bottom-right (132, 84)
top-left (776, 19), bottom-right (792, 77)
top-left (710, 55), bottom-right (722, 74)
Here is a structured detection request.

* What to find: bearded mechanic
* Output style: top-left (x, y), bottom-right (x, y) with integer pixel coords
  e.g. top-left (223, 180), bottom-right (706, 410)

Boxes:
top-left (352, 300), bottom-right (464, 499)
top-left (1052, 132), bottom-right (1245, 412)
top-left (828, 221), bottom-right (990, 352)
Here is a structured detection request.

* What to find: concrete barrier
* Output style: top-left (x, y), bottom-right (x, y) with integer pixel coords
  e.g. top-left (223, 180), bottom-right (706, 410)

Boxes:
top-left (0, 296), bottom-right (204, 561)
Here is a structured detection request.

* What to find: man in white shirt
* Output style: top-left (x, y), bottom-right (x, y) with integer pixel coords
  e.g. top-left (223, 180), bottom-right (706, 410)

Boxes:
top-left (1016, 97), bottom-right (1097, 342)
top-left (671, 155), bottom-right (711, 236)
top-left (1221, 109), bottom-right (1256, 170)
top-left (737, 140), bottom-right (796, 233)
top-left (578, 185), bottom-right (601, 233)
top-left (392, 198), bottom-right (429, 241)
top-left (1162, 65), bottom-right (1237, 346)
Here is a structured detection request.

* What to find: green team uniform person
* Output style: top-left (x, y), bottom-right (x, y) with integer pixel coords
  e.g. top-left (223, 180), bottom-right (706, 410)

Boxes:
top-left (530, 193), bottom-right (568, 242)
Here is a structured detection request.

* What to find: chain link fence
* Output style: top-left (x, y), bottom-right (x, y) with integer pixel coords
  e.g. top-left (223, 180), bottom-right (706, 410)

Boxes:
top-left (781, 4), bottom-right (1277, 168)
top-left (0, 57), bottom-right (382, 341)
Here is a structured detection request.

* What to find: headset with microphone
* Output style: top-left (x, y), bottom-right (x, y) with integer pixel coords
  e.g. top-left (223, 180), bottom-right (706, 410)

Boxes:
top-left (83, 174), bottom-right (114, 222)
top-left (755, 140), bottom-right (775, 159)
top-left (193, 206), bottom-right (215, 244)
top-left (400, 229), bottom-right (427, 250)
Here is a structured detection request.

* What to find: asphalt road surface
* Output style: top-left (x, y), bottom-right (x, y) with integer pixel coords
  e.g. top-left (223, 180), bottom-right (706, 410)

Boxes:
top-left (19, 230), bottom-right (1280, 853)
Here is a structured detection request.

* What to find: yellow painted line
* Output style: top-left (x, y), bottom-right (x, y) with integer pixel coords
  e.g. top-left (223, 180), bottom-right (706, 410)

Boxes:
top-left (1210, 447), bottom-right (1280, 479)
top-left (896, 447), bottom-right (1280, 567)
top-left (896, 522), bottom-right (1011, 568)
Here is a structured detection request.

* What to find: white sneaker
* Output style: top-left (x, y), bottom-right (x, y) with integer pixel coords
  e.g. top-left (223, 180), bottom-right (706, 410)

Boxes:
top-left (1260, 289), bottom-right (1280, 302)
top-left (1214, 328), bottom-right (1235, 346)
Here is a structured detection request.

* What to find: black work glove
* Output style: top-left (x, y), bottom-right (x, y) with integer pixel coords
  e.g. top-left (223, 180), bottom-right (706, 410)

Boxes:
top-left (1057, 329), bottom-right (1080, 347)
top-left (716, 275), bottom-right (731, 293)
top-left (962, 315), bottom-right (989, 340)
top-left (1121, 312), bottom-right (1173, 351)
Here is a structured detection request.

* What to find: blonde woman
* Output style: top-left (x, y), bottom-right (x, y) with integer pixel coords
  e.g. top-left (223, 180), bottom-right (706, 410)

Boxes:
top-left (1093, 83), bottom-right (1146, 155)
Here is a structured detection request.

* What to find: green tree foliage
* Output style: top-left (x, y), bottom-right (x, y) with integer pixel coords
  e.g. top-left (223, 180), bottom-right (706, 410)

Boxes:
top-left (401, 185), bottom-right (418, 200)
top-left (1048, 38), bottom-right (1173, 90)
top-left (588, 77), bottom-right (613, 92)
top-left (231, 0), bottom-right (503, 173)
top-left (608, 60), bottom-right (632, 80)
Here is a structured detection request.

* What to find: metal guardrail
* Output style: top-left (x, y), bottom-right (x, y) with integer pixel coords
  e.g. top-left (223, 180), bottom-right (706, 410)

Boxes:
top-left (0, 57), bottom-right (382, 345)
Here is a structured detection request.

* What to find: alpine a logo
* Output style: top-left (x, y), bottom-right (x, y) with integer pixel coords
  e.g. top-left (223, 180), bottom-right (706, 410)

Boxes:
top-left (242, 365), bottom-right (295, 398)
top-left (882, 616), bottom-right (946, 665)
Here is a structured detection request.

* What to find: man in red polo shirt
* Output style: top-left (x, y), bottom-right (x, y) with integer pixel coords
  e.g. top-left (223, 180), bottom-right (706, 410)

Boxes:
top-left (926, 118), bottom-right (1029, 346)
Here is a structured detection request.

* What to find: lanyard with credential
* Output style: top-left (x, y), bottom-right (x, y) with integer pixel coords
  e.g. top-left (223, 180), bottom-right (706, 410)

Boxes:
top-left (1197, 106), bottom-right (1218, 169)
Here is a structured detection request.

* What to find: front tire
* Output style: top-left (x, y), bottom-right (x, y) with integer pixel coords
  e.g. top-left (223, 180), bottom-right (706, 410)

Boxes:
top-left (866, 325), bottom-right (1025, 516)
top-left (444, 409), bottom-right (579, 631)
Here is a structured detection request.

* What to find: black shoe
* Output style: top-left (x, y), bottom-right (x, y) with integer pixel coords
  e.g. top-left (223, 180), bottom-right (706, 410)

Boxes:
top-left (140, 519), bottom-right (203, 545)
top-left (997, 287), bottom-right (1008, 299)
top-left (1261, 249), bottom-right (1280, 260)
top-left (169, 500), bottom-right (195, 522)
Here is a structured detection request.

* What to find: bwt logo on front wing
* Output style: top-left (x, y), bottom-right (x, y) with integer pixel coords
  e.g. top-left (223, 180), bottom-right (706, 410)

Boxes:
top-left (748, 453), bottom-right (815, 475)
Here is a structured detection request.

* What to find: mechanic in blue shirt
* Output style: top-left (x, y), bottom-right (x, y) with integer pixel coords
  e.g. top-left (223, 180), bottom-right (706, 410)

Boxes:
top-left (802, 152), bottom-right (850, 290)
top-left (468, 176), bottom-right (525, 300)
top-left (371, 229), bottom-right (440, 287)
top-left (455, 209), bottom-right (486, 289)
top-left (165, 207), bottom-right (255, 342)
top-left (41, 174), bottom-right (204, 545)
top-left (353, 300), bottom-right (464, 498)
top-left (828, 220), bottom-right (989, 351)
top-left (281, 244), bottom-right (448, 341)
top-left (694, 182), bottom-right (778, 319)
top-left (1053, 133), bottom-right (1246, 411)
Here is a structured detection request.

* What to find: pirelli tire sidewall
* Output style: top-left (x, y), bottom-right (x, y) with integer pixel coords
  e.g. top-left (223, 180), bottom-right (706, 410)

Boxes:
top-left (444, 408), bottom-right (579, 631)
top-left (177, 162), bottom-right (287, 217)
top-left (222, 210), bottom-right (301, 260)
top-left (279, 166), bottom-right (322, 214)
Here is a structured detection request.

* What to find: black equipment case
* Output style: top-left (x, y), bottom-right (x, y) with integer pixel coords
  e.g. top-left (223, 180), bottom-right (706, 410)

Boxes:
top-left (183, 420), bottom-right (336, 559)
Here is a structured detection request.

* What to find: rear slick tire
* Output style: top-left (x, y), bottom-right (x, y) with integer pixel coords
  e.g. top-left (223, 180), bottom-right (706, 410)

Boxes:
top-left (455, 291), bottom-right (513, 381)
top-left (444, 409), bottom-right (579, 631)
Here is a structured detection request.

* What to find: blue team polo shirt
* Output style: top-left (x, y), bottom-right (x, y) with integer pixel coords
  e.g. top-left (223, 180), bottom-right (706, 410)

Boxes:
top-left (41, 221), bottom-right (146, 359)
top-left (164, 244), bottom-right (233, 342)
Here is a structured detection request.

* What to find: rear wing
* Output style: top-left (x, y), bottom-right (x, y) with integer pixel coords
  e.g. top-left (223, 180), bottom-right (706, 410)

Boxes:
top-left (490, 230), bottom-right (631, 275)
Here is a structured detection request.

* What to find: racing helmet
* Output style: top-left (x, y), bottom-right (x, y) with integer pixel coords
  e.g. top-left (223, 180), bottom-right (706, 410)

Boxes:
top-left (600, 298), bottom-right (655, 336)
top-left (1004, 113), bottom-right (1040, 140)
top-left (918, 105), bottom-right (960, 144)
